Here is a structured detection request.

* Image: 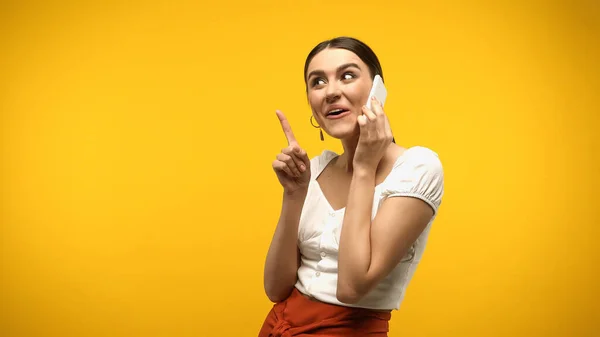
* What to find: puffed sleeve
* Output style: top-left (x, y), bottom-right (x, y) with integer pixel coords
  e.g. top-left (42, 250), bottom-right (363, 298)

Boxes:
top-left (380, 147), bottom-right (444, 215)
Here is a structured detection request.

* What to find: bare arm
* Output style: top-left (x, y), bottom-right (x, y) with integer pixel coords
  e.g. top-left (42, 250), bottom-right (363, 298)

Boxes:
top-left (264, 110), bottom-right (311, 303)
top-left (263, 190), bottom-right (306, 302)
top-left (336, 99), bottom-right (442, 303)
top-left (336, 168), bottom-right (434, 303)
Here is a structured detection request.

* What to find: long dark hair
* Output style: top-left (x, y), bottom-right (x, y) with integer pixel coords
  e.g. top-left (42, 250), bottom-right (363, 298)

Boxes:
top-left (303, 36), bottom-right (395, 143)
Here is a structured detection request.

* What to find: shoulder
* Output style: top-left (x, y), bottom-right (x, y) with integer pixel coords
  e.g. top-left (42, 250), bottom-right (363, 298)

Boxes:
top-left (309, 149), bottom-right (339, 178)
top-left (383, 146), bottom-right (445, 214)
top-left (396, 146), bottom-right (443, 176)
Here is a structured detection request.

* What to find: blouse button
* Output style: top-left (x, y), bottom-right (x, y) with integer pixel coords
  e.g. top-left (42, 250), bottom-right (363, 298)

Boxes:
top-left (315, 271), bottom-right (321, 277)
top-left (320, 252), bottom-right (326, 258)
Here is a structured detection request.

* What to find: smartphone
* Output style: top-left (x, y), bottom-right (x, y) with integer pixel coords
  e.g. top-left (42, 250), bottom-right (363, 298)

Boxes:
top-left (366, 74), bottom-right (387, 110)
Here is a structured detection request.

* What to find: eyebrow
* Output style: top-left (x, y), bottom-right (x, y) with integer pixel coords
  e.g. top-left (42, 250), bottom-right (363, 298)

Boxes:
top-left (307, 62), bottom-right (361, 81)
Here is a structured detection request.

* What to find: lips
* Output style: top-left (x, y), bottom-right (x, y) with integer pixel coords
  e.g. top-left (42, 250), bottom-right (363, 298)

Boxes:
top-left (326, 110), bottom-right (351, 119)
top-left (325, 106), bottom-right (351, 119)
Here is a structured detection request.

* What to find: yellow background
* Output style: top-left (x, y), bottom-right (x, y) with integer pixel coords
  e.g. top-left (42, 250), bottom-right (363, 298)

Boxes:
top-left (1, 1), bottom-right (598, 336)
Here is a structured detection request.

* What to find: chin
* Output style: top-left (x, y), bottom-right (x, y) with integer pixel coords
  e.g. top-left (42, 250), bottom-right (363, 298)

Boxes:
top-left (323, 124), bottom-right (359, 140)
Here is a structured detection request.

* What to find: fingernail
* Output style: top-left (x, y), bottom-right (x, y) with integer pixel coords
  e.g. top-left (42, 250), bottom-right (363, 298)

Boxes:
top-left (300, 164), bottom-right (305, 171)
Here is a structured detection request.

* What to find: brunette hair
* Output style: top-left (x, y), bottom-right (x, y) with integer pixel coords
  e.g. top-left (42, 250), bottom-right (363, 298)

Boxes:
top-left (304, 37), bottom-right (395, 143)
top-left (303, 36), bottom-right (384, 90)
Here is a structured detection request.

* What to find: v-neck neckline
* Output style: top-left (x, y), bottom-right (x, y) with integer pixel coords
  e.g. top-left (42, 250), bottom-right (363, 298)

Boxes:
top-left (315, 180), bottom-right (346, 213)
top-left (313, 148), bottom-right (411, 213)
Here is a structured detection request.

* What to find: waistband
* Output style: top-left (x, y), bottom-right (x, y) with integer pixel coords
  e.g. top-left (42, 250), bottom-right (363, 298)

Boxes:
top-left (260, 288), bottom-right (391, 337)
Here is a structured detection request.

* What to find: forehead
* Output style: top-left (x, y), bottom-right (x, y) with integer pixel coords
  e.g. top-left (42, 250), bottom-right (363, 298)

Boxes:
top-left (307, 48), bottom-right (367, 74)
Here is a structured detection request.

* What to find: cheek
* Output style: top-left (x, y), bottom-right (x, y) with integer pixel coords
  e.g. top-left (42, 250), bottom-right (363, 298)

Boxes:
top-left (346, 84), bottom-right (369, 105)
top-left (307, 93), bottom-right (321, 111)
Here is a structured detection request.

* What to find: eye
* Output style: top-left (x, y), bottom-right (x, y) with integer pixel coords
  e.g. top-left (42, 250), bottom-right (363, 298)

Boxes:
top-left (342, 72), bottom-right (356, 80)
top-left (311, 77), bottom-right (326, 87)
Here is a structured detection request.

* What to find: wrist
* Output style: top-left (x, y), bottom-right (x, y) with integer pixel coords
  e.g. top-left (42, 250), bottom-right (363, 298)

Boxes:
top-left (352, 156), bottom-right (378, 173)
top-left (353, 165), bottom-right (377, 178)
top-left (352, 167), bottom-right (377, 184)
top-left (283, 187), bottom-right (308, 200)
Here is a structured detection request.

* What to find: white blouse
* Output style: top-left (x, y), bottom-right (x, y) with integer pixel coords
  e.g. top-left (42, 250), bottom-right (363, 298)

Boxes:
top-left (294, 146), bottom-right (444, 311)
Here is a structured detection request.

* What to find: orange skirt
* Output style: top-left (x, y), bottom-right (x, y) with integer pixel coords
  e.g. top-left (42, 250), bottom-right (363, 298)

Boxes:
top-left (258, 288), bottom-right (391, 337)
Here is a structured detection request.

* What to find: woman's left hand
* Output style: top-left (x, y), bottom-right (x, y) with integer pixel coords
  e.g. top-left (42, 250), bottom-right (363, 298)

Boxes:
top-left (353, 97), bottom-right (394, 171)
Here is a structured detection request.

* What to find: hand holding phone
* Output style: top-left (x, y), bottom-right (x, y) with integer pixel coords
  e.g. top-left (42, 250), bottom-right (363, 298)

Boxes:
top-left (354, 74), bottom-right (394, 169)
top-left (365, 74), bottom-right (387, 110)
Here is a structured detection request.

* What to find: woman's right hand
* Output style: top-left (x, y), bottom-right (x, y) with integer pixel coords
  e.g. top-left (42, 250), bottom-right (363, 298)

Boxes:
top-left (273, 110), bottom-right (311, 194)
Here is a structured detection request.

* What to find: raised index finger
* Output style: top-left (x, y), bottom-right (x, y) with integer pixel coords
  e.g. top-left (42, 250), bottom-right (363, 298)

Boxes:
top-left (275, 110), bottom-right (298, 145)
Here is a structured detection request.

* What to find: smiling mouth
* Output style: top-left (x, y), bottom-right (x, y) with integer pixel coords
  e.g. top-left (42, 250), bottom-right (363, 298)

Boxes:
top-left (327, 109), bottom-right (349, 116)
top-left (326, 109), bottom-right (350, 119)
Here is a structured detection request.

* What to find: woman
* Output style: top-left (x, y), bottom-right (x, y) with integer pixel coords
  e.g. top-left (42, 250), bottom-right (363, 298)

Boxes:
top-left (259, 36), bottom-right (444, 337)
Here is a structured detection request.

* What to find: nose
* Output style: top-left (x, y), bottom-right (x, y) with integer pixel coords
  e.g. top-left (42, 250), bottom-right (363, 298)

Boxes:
top-left (325, 81), bottom-right (341, 103)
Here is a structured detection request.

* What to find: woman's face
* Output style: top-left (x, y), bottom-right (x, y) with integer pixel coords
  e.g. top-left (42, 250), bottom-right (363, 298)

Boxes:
top-left (306, 48), bottom-right (373, 140)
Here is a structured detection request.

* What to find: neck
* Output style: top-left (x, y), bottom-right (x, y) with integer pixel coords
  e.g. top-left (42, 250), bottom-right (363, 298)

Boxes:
top-left (338, 135), bottom-right (360, 173)
top-left (337, 136), bottom-right (398, 174)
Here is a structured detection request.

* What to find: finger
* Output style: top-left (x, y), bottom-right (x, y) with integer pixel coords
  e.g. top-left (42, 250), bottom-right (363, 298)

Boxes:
top-left (375, 103), bottom-right (388, 133)
top-left (362, 105), bottom-right (377, 121)
top-left (371, 99), bottom-right (388, 137)
top-left (357, 114), bottom-right (368, 128)
top-left (371, 97), bottom-right (384, 116)
top-left (273, 160), bottom-right (294, 177)
top-left (282, 146), bottom-right (307, 173)
top-left (359, 108), bottom-right (377, 141)
top-left (295, 148), bottom-right (311, 172)
top-left (277, 153), bottom-right (301, 177)
top-left (275, 110), bottom-right (298, 145)
top-left (360, 106), bottom-right (375, 137)
top-left (384, 115), bottom-right (394, 141)
top-left (277, 152), bottom-right (301, 176)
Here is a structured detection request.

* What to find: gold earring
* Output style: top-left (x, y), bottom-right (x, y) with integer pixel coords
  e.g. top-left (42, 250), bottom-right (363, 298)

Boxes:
top-left (310, 116), bottom-right (324, 141)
